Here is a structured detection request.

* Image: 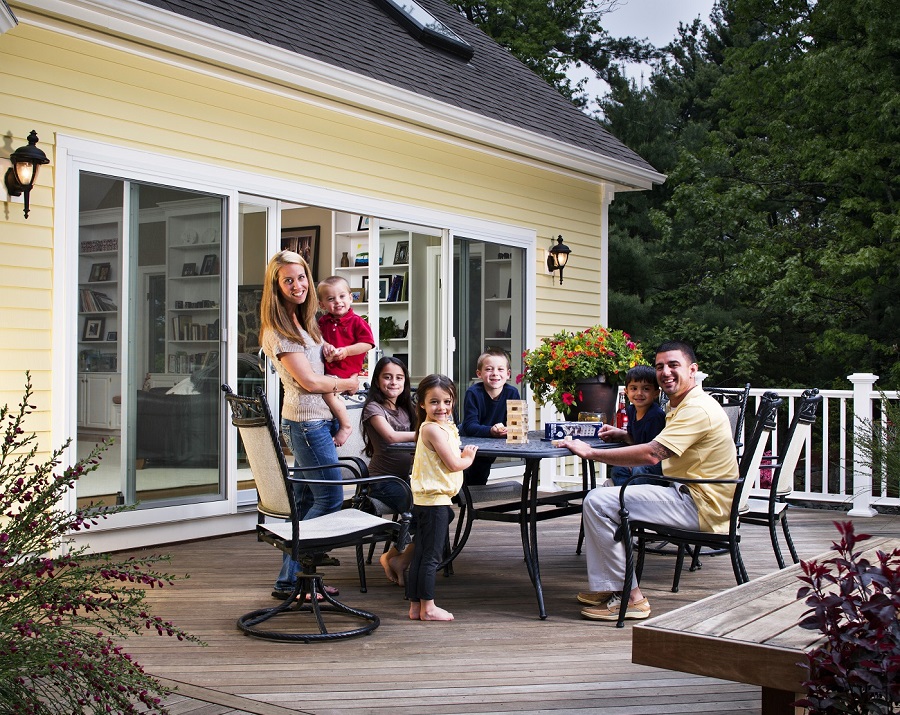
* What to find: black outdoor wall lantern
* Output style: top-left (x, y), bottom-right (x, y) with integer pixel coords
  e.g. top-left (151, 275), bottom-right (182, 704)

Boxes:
top-left (5, 130), bottom-right (50, 219)
top-left (547, 234), bottom-right (571, 285)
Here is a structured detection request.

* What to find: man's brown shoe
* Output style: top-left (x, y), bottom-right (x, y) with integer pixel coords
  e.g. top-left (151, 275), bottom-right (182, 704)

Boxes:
top-left (581, 595), bottom-right (651, 621)
top-left (576, 590), bottom-right (614, 606)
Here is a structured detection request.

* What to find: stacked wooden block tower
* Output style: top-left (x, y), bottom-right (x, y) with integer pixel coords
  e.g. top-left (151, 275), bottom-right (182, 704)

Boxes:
top-left (506, 400), bottom-right (529, 444)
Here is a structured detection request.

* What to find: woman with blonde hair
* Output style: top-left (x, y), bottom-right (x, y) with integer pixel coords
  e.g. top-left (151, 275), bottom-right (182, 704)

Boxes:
top-left (260, 250), bottom-right (358, 599)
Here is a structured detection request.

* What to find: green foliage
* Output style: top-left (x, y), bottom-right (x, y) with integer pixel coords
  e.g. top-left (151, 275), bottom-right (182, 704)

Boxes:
top-left (451, 0), bottom-right (657, 106)
top-left (0, 373), bottom-right (201, 714)
top-left (610, 0), bottom-right (899, 388)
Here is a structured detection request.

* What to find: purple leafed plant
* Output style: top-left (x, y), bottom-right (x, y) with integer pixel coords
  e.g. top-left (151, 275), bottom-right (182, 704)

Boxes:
top-left (0, 373), bottom-right (202, 713)
top-left (794, 520), bottom-right (900, 714)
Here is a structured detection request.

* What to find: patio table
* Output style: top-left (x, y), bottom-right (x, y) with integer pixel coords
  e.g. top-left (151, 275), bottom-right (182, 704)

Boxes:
top-left (391, 431), bottom-right (618, 618)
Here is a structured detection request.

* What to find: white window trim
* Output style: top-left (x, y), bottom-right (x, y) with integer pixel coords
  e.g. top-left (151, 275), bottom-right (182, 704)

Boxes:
top-left (53, 134), bottom-right (536, 538)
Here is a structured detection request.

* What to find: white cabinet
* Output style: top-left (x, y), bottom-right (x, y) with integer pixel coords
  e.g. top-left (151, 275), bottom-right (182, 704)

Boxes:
top-left (163, 199), bottom-right (222, 376)
top-left (482, 250), bottom-right (522, 364)
top-left (332, 214), bottom-right (415, 374)
top-left (77, 373), bottom-right (121, 430)
top-left (78, 208), bottom-right (122, 375)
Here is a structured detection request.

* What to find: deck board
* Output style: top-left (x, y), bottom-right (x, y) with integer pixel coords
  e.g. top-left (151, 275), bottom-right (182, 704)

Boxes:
top-left (120, 507), bottom-right (900, 715)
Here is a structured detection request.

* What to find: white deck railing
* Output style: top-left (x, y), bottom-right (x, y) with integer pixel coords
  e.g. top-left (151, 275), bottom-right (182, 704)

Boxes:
top-left (532, 372), bottom-right (900, 518)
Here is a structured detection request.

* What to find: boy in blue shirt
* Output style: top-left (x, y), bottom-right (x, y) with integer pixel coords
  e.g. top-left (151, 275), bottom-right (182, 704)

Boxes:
top-left (599, 365), bottom-right (666, 486)
top-left (460, 347), bottom-right (520, 486)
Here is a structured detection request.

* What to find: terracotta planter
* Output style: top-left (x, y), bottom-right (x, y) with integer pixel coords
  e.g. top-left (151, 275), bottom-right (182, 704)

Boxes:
top-left (564, 376), bottom-right (617, 423)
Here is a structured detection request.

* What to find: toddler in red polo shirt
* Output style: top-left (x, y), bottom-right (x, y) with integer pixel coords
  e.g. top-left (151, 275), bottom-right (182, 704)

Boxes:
top-left (317, 276), bottom-right (375, 387)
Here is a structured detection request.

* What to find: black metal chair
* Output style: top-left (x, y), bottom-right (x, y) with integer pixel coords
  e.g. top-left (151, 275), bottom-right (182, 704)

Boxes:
top-left (705, 383), bottom-right (752, 455)
top-left (739, 388), bottom-right (821, 569)
top-left (613, 391), bottom-right (782, 627)
top-left (644, 383), bottom-right (752, 579)
top-left (222, 384), bottom-right (411, 642)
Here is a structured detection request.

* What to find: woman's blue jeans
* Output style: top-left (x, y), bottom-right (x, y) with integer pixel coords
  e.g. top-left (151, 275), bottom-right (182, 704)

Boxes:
top-left (274, 417), bottom-right (343, 592)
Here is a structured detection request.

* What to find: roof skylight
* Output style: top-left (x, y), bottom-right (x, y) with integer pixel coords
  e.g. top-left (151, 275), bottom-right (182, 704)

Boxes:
top-left (374, 0), bottom-right (474, 61)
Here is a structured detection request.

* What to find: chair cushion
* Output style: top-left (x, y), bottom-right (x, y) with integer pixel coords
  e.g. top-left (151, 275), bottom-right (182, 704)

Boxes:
top-left (741, 498), bottom-right (788, 518)
top-left (260, 508), bottom-right (397, 549)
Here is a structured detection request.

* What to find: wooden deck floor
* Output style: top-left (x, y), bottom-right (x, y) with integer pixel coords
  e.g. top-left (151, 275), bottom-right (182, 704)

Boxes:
top-left (123, 507), bottom-right (900, 715)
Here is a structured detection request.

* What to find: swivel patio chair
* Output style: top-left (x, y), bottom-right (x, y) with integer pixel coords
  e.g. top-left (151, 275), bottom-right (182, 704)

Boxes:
top-left (739, 388), bottom-right (821, 569)
top-left (613, 391), bottom-right (781, 627)
top-left (222, 384), bottom-right (411, 642)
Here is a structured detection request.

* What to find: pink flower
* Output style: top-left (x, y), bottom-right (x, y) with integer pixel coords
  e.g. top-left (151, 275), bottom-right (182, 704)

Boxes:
top-left (562, 392), bottom-right (575, 406)
top-left (515, 373), bottom-right (523, 384)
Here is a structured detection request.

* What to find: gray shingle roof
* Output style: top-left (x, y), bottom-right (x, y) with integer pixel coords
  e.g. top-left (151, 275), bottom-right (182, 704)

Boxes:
top-left (135, 0), bottom-right (657, 174)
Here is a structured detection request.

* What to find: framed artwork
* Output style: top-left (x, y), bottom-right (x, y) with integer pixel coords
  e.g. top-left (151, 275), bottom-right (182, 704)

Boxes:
top-left (106, 331), bottom-right (117, 341)
top-left (393, 240), bottom-right (409, 265)
top-left (361, 276), bottom-right (369, 301)
top-left (237, 285), bottom-right (263, 353)
top-left (378, 277), bottom-right (390, 301)
top-left (350, 290), bottom-right (362, 302)
top-left (89, 262), bottom-right (111, 282)
top-left (82, 317), bottom-right (105, 341)
top-left (200, 253), bottom-right (218, 276)
top-left (182, 262), bottom-right (198, 277)
top-left (358, 216), bottom-right (371, 231)
top-left (281, 226), bottom-right (320, 282)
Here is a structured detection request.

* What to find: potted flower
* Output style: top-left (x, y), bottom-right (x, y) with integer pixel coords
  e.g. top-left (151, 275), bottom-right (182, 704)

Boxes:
top-left (517, 326), bottom-right (647, 420)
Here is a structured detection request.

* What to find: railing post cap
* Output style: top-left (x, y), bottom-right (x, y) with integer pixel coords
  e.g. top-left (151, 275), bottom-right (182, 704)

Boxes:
top-left (847, 372), bottom-right (879, 384)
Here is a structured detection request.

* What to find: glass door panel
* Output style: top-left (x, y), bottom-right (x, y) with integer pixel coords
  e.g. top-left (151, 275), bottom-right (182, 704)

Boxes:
top-left (127, 184), bottom-right (225, 506)
top-left (452, 237), bottom-right (525, 408)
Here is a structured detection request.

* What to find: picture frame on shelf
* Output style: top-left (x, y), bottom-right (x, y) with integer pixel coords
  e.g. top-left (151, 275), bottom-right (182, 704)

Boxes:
top-left (199, 253), bottom-right (218, 276)
top-left (361, 276), bottom-right (369, 301)
top-left (358, 216), bottom-right (370, 231)
top-left (378, 277), bottom-right (390, 301)
top-left (351, 290), bottom-right (362, 303)
top-left (281, 225), bottom-right (321, 282)
top-left (182, 262), bottom-right (198, 277)
top-left (89, 262), bottom-right (111, 282)
top-left (83, 317), bottom-right (105, 341)
top-left (106, 331), bottom-right (117, 341)
top-left (393, 240), bottom-right (409, 265)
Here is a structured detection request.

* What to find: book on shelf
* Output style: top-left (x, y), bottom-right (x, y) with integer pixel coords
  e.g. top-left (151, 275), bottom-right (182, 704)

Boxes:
top-left (79, 289), bottom-right (117, 312)
top-left (400, 271), bottom-right (409, 301)
top-left (386, 273), bottom-right (404, 302)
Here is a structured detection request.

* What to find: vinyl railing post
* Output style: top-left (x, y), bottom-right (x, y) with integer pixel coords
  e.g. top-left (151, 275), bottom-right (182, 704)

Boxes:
top-left (847, 372), bottom-right (878, 517)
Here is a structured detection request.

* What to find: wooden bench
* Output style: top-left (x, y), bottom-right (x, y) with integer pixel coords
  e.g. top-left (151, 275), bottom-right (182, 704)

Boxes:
top-left (632, 536), bottom-right (898, 715)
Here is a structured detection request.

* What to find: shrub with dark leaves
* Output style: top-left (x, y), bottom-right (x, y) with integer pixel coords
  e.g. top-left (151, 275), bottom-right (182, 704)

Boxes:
top-left (795, 520), bottom-right (900, 714)
top-left (0, 373), bottom-right (201, 713)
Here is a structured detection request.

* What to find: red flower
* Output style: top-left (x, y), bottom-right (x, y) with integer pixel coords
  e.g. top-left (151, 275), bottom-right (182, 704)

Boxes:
top-left (562, 392), bottom-right (575, 406)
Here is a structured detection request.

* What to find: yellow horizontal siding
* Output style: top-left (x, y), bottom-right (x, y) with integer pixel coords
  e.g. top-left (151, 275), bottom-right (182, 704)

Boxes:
top-left (0, 20), bottom-right (619, 434)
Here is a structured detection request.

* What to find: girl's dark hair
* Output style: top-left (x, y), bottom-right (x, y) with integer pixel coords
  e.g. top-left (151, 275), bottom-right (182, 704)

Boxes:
top-left (415, 374), bottom-right (457, 437)
top-left (361, 356), bottom-right (416, 458)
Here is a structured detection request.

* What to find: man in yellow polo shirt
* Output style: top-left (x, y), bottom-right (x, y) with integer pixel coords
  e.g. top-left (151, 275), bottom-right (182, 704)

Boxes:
top-left (562, 340), bottom-right (737, 621)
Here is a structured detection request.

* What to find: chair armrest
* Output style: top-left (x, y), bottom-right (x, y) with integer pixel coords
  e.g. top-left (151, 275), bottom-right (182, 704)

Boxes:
top-left (616, 474), bottom-right (742, 509)
top-left (339, 455), bottom-right (370, 478)
top-left (286, 466), bottom-right (413, 512)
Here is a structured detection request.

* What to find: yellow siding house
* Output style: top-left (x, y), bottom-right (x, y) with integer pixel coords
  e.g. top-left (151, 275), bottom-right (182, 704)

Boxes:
top-left (1, 0), bottom-right (664, 549)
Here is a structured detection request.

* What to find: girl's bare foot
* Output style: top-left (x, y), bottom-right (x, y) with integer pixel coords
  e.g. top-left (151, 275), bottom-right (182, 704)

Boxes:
top-left (379, 552), bottom-right (398, 584)
top-left (408, 602), bottom-right (421, 620)
top-left (420, 600), bottom-right (454, 621)
top-left (390, 545), bottom-right (414, 587)
top-left (421, 605), bottom-right (454, 621)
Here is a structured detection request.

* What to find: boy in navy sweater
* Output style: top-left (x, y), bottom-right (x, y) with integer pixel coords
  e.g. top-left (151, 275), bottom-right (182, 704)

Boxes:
top-left (460, 347), bottom-right (520, 486)
top-left (599, 365), bottom-right (666, 486)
